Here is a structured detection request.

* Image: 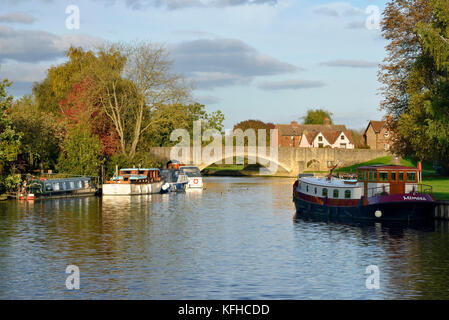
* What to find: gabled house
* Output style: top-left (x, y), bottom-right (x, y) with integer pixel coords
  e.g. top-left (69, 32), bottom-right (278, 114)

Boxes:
top-left (275, 120), bottom-right (355, 149)
top-left (362, 120), bottom-right (391, 151)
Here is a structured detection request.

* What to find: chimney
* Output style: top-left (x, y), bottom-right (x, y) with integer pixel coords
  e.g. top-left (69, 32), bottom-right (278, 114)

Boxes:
top-left (291, 121), bottom-right (299, 126)
top-left (323, 117), bottom-right (331, 126)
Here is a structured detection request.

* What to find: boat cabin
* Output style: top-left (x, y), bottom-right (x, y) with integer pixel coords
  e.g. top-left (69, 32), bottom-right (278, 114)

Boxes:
top-left (26, 177), bottom-right (94, 195)
top-left (107, 168), bottom-right (161, 184)
top-left (356, 165), bottom-right (421, 197)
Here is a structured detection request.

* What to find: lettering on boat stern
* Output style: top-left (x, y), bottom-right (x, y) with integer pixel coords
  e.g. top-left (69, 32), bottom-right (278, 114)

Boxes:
top-left (403, 195), bottom-right (427, 201)
top-left (178, 304), bottom-right (270, 317)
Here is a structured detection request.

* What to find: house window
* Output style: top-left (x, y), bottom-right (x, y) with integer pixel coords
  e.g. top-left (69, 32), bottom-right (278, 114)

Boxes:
top-left (384, 130), bottom-right (389, 138)
top-left (385, 143), bottom-right (390, 150)
top-left (318, 136), bottom-right (323, 141)
top-left (333, 189), bottom-right (339, 198)
top-left (340, 143), bottom-right (347, 148)
top-left (322, 188), bottom-right (328, 197)
top-left (341, 135), bottom-right (345, 140)
top-left (318, 143), bottom-right (324, 148)
top-left (345, 190), bottom-right (351, 199)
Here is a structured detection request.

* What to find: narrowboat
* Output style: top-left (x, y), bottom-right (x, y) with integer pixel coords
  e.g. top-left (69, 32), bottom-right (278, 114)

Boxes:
top-left (102, 168), bottom-right (163, 195)
top-left (22, 177), bottom-right (97, 200)
top-left (179, 166), bottom-right (203, 189)
top-left (293, 164), bottom-right (436, 221)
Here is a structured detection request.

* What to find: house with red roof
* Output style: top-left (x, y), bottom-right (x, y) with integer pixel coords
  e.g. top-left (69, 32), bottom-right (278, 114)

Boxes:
top-left (362, 120), bottom-right (391, 151)
top-left (275, 119), bottom-right (355, 149)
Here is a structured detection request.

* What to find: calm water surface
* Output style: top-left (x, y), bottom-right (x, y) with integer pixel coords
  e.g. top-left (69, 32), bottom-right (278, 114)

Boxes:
top-left (1, 177), bottom-right (448, 299)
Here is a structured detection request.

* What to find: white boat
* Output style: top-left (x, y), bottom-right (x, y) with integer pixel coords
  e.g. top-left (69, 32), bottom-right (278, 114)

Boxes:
top-left (102, 168), bottom-right (163, 195)
top-left (179, 166), bottom-right (203, 189)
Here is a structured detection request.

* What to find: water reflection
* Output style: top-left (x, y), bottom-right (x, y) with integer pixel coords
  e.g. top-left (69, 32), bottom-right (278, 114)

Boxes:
top-left (0, 177), bottom-right (448, 299)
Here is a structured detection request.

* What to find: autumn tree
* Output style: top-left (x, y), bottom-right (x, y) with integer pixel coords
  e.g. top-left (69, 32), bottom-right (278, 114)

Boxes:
top-left (0, 78), bottom-right (22, 193)
top-left (301, 109), bottom-right (333, 124)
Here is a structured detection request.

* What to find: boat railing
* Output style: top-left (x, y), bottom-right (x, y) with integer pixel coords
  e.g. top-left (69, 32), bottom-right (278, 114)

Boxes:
top-left (367, 185), bottom-right (391, 197)
top-left (367, 183), bottom-right (433, 197)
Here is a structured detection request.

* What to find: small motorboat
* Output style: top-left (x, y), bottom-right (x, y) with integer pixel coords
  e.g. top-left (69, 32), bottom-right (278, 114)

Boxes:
top-left (102, 168), bottom-right (163, 195)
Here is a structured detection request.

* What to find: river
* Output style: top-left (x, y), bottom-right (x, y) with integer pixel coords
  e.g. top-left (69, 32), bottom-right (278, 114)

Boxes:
top-left (0, 176), bottom-right (448, 299)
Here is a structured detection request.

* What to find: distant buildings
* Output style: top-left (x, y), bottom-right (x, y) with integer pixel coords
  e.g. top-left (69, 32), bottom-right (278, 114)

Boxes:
top-left (275, 119), bottom-right (355, 149)
top-left (362, 120), bottom-right (391, 151)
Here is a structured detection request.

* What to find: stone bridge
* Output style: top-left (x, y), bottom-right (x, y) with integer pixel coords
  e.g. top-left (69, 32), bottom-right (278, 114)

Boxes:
top-left (149, 146), bottom-right (389, 177)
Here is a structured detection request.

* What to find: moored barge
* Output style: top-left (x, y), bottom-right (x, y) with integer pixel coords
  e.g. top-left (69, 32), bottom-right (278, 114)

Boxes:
top-left (293, 164), bottom-right (436, 221)
top-left (22, 177), bottom-right (97, 200)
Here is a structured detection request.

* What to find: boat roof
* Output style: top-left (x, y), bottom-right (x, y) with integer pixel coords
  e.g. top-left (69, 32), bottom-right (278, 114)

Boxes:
top-left (120, 168), bottom-right (160, 171)
top-left (31, 177), bottom-right (91, 183)
top-left (299, 176), bottom-right (361, 188)
top-left (357, 165), bottom-right (417, 170)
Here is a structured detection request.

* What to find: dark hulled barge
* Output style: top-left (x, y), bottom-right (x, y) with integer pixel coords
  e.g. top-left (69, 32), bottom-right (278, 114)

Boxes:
top-left (293, 165), bottom-right (436, 221)
top-left (21, 177), bottom-right (98, 200)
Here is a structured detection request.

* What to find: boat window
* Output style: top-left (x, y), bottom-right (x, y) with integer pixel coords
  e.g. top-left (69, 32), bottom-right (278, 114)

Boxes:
top-left (333, 189), bottom-right (339, 198)
top-left (345, 190), bottom-right (351, 199)
top-left (306, 185), bottom-right (309, 192)
top-left (124, 177), bottom-right (129, 182)
top-left (357, 172), bottom-right (364, 181)
top-left (399, 172), bottom-right (404, 181)
top-left (369, 171), bottom-right (376, 181)
top-left (75, 181), bottom-right (81, 189)
top-left (322, 188), bottom-right (328, 197)
top-left (407, 172), bottom-right (416, 182)
top-left (298, 183), bottom-right (302, 190)
top-left (60, 182), bottom-right (65, 190)
top-left (66, 181), bottom-right (71, 189)
top-left (314, 187), bottom-right (317, 195)
top-left (53, 183), bottom-right (59, 191)
top-left (379, 171), bottom-right (388, 181)
top-left (391, 172), bottom-right (397, 181)
top-left (70, 182), bottom-right (75, 189)
top-left (45, 183), bottom-right (53, 192)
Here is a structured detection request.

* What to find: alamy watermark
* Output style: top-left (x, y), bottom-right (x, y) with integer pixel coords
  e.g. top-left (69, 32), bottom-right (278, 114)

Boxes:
top-left (170, 121), bottom-right (279, 175)
top-left (365, 5), bottom-right (380, 30)
top-left (66, 5), bottom-right (80, 30)
top-left (365, 265), bottom-right (380, 290)
top-left (66, 265), bottom-right (80, 290)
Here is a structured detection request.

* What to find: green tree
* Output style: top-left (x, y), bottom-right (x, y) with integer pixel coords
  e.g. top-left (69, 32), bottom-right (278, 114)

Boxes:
top-left (57, 124), bottom-right (102, 177)
top-left (0, 77), bottom-right (22, 193)
top-left (301, 109), bottom-right (333, 124)
top-left (397, 0), bottom-right (449, 174)
top-left (9, 95), bottom-right (63, 170)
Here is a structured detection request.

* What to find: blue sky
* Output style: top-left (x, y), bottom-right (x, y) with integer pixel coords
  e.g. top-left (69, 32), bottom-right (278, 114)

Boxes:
top-left (0, 0), bottom-right (388, 130)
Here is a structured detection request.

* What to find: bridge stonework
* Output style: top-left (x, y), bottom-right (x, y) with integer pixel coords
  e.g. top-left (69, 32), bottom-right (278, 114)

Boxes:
top-left (149, 147), bottom-right (389, 177)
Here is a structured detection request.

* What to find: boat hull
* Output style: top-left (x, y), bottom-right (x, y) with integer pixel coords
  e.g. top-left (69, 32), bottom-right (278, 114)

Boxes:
top-left (21, 188), bottom-right (97, 200)
top-left (102, 182), bottom-right (163, 195)
top-left (293, 192), bottom-right (436, 221)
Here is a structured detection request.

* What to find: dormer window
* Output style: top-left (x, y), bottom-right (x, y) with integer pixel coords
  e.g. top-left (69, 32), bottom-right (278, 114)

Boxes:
top-left (318, 136), bottom-right (323, 141)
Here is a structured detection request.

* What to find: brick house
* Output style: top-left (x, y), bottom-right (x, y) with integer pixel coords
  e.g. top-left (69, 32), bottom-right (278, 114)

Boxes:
top-left (275, 120), bottom-right (355, 149)
top-left (362, 120), bottom-right (391, 150)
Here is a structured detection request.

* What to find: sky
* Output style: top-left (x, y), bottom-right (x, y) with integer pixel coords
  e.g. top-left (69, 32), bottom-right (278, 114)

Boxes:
top-left (0, 0), bottom-right (389, 131)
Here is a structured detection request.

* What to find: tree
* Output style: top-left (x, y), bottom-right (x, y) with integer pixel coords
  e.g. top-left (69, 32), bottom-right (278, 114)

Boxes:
top-left (301, 109), bottom-right (333, 124)
top-left (57, 124), bottom-right (102, 177)
top-left (396, 0), bottom-right (449, 174)
top-left (233, 120), bottom-right (272, 146)
top-left (379, 0), bottom-right (433, 119)
top-left (91, 43), bottom-right (190, 159)
top-left (9, 96), bottom-right (63, 170)
top-left (0, 77), bottom-right (22, 193)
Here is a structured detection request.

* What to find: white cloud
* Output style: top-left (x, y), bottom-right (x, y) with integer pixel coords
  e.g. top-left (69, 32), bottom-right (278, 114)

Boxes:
top-left (320, 59), bottom-right (378, 68)
top-left (257, 79), bottom-right (325, 90)
top-left (0, 13), bottom-right (36, 24)
top-left (0, 25), bottom-right (103, 63)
